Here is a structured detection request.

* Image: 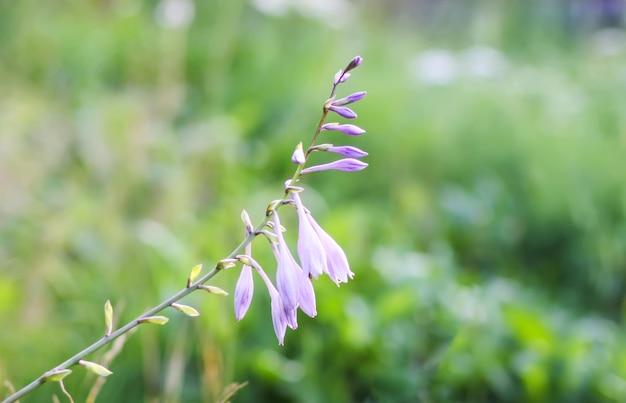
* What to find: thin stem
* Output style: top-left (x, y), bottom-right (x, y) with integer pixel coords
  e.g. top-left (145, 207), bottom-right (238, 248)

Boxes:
top-left (2, 219), bottom-right (272, 403)
top-left (2, 59), bottom-right (356, 403)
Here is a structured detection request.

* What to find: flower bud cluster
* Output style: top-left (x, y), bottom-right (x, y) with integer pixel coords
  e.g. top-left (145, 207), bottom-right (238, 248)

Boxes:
top-left (234, 56), bottom-right (367, 344)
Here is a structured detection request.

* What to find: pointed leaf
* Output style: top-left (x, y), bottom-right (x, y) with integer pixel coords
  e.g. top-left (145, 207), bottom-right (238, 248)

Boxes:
top-left (187, 264), bottom-right (203, 286)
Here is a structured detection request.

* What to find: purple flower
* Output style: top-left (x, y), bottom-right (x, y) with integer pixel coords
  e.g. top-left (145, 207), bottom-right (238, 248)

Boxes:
top-left (305, 213), bottom-right (355, 285)
top-left (291, 142), bottom-right (306, 165)
top-left (301, 158), bottom-right (368, 174)
top-left (236, 253), bottom-right (289, 344)
top-left (292, 192), bottom-right (327, 279)
top-left (255, 264), bottom-right (289, 344)
top-left (234, 264), bottom-right (254, 321)
top-left (234, 240), bottom-right (254, 321)
top-left (269, 289), bottom-right (288, 344)
top-left (325, 145), bottom-right (368, 159)
top-left (328, 105), bottom-right (357, 119)
top-left (321, 123), bottom-right (365, 136)
top-left (272, 212), bottom-right (300, 312)
top-left (332, 91), bottom-right (367, 106)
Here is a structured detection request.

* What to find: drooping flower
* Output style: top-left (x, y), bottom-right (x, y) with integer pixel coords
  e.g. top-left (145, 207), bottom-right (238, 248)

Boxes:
top-left (305, 211), bottom-right (354, 285)
top-left (234, 263), bottom-right (254, 321)
top-left (321, 123), bottom-right (365, 136)
top-left (301, 158), bottom-right (368, 174)
top-left (272, 211), bottom-right (302, 312)
top-left (237, 253), bottom-right (290, 345)
top-left (292, 191), bottom-right (327, 279)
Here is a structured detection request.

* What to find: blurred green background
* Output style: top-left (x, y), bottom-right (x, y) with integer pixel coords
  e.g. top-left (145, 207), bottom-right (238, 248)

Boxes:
top-left (2, 0), bottom-right (626, 401)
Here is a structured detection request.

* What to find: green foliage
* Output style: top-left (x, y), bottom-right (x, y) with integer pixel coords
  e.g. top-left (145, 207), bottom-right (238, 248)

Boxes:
top-left (2, 0), bottom-right (626, 402)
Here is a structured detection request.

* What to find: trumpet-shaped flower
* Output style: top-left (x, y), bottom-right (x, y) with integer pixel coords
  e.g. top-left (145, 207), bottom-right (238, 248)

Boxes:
top-left (273, 212), bottom-right (300, 312)
top-left (292, 191), bottom-right (327, 279)
top-left (301, 158), bottom-right (368, 174)
top-left (305, 212), bottom-right (354, 285)
top-left (234, 239), bottom-right (254, 321)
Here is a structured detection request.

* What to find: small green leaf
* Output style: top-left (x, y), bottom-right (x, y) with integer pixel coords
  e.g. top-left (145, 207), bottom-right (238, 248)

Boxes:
top-left (171, 303), bottom-right (200, 317)
top-left (139, 315), bottom-right (169, 325)
top-left (188, 264), bottom-right (203, 285)
top-left (42, 368), bottom-right (72, 383)
top-left (104, 300), bottom-right (113, 336)
top-left (198, 285), bottom-right (229, 296)
top-left (78, 360), bottom-right (113, 377)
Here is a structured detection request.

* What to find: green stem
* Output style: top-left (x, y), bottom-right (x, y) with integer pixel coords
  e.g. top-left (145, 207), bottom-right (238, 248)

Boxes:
top-left (2, 59), bottom-right (355, 403)
top-left (1, 205), bottom-right (280, 403)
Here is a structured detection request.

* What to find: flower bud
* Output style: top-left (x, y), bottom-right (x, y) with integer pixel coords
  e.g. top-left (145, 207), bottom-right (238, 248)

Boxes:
top-left (139, 315), bottom-right (169, 325)
top-left (291, 142), bottom-right (306, 164)
top-left (301, 158), bottom-right (368, 174)
top-left (321, 123), bottom-right (365, 136)
top-left (79, 360), bottom-right (113, 377)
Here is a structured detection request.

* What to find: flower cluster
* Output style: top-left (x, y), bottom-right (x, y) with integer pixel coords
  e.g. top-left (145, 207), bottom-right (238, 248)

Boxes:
top-left (233, 56), bottom-right (368, 344)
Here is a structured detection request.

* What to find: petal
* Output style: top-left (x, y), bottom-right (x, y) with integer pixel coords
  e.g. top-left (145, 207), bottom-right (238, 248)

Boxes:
top-left (292, 192), bottom-right (327, 279)
top-left (296, 268), bottom-right (317, 318)
top-left (234, 264), bottom-right (254, 321)
top-left (269, 289), bottom-right (288, 345)
top-left (306, 212), bottom-right (354, 285)
top-left (273, 212), bottom-right (299, 311)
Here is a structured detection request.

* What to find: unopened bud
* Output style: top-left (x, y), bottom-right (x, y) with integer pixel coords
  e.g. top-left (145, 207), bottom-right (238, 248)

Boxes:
top-left (171, 303), bottom-right (200, 317)
top-left (139, 316), bottom-right (169, 325)
top-left (78, 360), bottom-right (113, 377)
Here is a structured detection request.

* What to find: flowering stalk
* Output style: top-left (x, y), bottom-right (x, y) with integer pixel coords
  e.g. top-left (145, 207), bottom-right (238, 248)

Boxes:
top-left (2, 56), bottom-right (368, 403)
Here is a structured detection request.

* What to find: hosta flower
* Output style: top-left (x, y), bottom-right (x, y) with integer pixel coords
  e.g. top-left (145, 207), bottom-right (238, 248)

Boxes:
top-left (305, 212), bottom-right (354, 285)
top-left (292, 191), bottom-right (327, 279)
top-left (321, 123), bottom-right (365, 136)
top-left (301, 158), bottom-right (368, 174)
top-left (273, 212), bottom-right (300, 312)
top-left (236, 253), bottom-right (291, 345)
top-left (234, 262), bottom-right (254, 321)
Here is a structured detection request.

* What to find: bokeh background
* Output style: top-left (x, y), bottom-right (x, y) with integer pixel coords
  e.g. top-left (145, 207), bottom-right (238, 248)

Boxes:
top-left (2, 0), bottom-right (626, 401)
